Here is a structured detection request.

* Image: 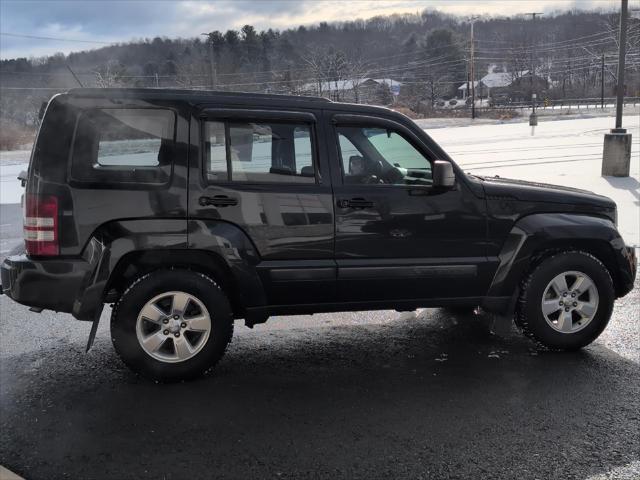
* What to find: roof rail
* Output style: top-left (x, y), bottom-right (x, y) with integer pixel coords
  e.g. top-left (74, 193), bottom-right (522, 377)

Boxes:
top-left (66, 87), bottom-right (332, 103)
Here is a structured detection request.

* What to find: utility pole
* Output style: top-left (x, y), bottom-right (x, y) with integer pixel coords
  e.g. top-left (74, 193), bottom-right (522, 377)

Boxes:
top-left (601, 53), bottom-right (605, 109)
top-left (524, 12), bottom-right (543, 126)
top-left (200, 33), bottom-right (217, 90)
top-left (466, 67), bottom-right (470, 103)
top-left (602, 0), bottom-right (631, 177)
top-left (66, 65), bottom-right (83, 87)
top-left (614, 0), bottom-right (628, 131)
top-left (468, 17), bottom-right (479, 119)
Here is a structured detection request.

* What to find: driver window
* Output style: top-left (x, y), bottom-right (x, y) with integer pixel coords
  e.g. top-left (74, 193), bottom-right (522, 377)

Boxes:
top-left (336, 126), bottom-right (432, 186)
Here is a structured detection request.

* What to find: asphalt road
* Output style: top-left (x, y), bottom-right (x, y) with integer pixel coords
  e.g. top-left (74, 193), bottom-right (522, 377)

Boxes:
top-left (0, 203), bottom-right (638, 480)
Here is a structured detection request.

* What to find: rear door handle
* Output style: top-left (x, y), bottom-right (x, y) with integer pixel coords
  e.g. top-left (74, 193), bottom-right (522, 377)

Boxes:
top-left (199, 195), bottom-right (238, 207)
top-left (337, 198), bottom-right (374, 209)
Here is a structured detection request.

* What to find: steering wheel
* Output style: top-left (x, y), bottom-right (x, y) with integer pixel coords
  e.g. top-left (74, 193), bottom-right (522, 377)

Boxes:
top-left (362, 174), bottom-right (383, 184)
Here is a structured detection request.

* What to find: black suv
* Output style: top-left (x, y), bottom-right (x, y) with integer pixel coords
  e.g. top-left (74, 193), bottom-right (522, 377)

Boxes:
top-left (1, 88), bottom-right (636, 381)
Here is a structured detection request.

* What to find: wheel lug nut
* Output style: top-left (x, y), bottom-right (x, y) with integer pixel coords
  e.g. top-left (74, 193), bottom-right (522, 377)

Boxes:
top-left (571, 293), bottom-right (576, 298)
top-left (173, 315), bottom-right (180, 320)
top-left (573, 302), bottom-right (578, 307)
top-left (163, 319), bottom-right (169, 324)
top-left (565, 307), bottom-right (570, 312)
top-left (563, 292), bottom-right (568, 297)
top-left (559, 301), bottom-right (564, 306)
top-left (174, 332), bottom-right (180, 337)
top-left (163, 330), bottom-right (169, 335)
top-left (181, 322), bottom-right (187, 328)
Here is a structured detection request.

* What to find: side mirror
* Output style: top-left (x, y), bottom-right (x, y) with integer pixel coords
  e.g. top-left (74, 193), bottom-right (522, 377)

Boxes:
top-left (17, 170), bottom-right (28, 187)
top-left (432, 160), bottom-right (455, 188)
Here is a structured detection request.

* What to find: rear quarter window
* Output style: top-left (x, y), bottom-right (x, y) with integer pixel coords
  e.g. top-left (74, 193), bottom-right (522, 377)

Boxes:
top-left (70, 108), bottom-right (176, 186)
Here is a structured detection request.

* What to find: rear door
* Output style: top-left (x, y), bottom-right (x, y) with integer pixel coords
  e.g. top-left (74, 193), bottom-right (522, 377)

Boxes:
top-left (188, 108), bottom-right (336, 305)
top-left (327, 112), bottom-right (491, 303)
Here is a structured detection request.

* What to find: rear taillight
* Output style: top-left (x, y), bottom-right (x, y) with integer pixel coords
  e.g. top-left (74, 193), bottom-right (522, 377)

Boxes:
top-left (24, 194), bottom-right (59, 256)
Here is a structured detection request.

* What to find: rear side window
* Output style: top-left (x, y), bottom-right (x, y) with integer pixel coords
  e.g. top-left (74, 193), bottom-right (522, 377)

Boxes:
top-left (71, 108), bottom-right (175, 185)
top-left (203, 120), bottom-right (316, 183)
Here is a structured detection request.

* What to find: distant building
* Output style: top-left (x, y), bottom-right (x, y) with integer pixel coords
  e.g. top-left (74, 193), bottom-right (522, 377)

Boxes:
top-left (458, 70), bottom-right (533, 100)
top-left (301, 78), bottom-right (402, 105)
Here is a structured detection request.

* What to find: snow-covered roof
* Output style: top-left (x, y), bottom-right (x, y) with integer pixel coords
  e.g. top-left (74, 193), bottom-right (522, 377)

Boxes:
top-left (458, 70), bottom-right (530, 90)
top-left (370, 78), bottom-right (402, 88)
top-left (302, 78), bottom-right (401, 92)
top-left (481, 70), bottom-right (529, 88)
top-left (458, 80), bottom-right (482, 91)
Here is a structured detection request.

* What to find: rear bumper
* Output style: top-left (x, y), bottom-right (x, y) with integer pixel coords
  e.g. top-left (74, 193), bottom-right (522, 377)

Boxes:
top-left (1, 254), bottom-right (95, 320)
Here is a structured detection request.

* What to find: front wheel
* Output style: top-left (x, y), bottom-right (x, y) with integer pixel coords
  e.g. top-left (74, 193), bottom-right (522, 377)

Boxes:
top-left (111, 269), bottom-right (234, 381)
top-left (515, 251), bottom-right (614, 350)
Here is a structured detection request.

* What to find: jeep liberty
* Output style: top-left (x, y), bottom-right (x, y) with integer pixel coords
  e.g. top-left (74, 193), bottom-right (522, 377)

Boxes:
top-left (1, 89), bottom-right (636, 381)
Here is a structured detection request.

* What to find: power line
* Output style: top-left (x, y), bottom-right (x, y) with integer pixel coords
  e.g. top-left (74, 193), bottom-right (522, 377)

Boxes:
top-left (474, 30), bottom-right (614, 49)
top-left (0, 32), bottom-right (113, 45)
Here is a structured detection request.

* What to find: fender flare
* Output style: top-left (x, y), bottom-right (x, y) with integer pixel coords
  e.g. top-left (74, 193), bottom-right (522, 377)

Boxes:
top-left (485, 212), bottom-right (627, 302)
top-left (72, 218), bottom-right (266, 320)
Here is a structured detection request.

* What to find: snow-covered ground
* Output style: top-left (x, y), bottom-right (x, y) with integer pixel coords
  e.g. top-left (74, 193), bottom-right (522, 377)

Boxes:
top-left (2, 114), bottom-right (638, 244)
top-left (0, 149), bottom-right (30, 205)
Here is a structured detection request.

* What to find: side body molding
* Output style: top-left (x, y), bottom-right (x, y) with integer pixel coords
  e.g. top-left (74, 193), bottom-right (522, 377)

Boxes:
top-left (486, 213), bottom-right (632, 301)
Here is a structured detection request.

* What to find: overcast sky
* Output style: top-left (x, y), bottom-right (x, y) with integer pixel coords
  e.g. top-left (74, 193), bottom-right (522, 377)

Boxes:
top-left (0, 0), bottom-right (617, 59)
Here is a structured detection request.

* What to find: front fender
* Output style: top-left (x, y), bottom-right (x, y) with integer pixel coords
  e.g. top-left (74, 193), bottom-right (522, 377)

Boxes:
top-left (486, 213), bottom-right (634, 301)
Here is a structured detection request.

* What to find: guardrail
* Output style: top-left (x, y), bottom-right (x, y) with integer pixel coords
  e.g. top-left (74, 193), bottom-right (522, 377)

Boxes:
top-left (480, 97), bottom-right (640, 110)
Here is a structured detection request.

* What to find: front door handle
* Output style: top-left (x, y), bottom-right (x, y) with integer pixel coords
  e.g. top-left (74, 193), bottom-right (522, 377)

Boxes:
top-left (199, 195), bottom-right (238, 207)
top-left (337, 198), bottom-right (374, 209)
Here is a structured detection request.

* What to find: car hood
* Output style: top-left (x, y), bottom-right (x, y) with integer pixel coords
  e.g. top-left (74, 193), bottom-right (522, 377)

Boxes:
top-left (477, 175), bottom-right (617, 209)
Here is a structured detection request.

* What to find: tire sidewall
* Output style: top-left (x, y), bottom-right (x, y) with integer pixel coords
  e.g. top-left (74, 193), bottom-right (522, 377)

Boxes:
top-left (520, 252), bottom-right (614, 349)
top-left (111, 269), bottom-right (233, 381)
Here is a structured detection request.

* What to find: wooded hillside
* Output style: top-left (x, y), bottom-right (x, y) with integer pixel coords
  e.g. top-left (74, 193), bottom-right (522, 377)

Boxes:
top-left (1, 8), bottom-right (639, 141)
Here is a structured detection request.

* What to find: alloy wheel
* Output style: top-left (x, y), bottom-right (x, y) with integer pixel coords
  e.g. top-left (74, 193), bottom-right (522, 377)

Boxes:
top-left (135, 291), bottom-right (212, 363)
top-left (540, 270), bottom-right (599, 334)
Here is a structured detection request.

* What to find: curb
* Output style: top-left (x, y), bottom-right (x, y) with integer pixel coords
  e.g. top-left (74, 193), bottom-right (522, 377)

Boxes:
top-left (0, 465), bottom-right (24, 480)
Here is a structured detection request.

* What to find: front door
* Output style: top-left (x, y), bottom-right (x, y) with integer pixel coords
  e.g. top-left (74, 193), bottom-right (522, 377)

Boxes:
top-left (327, 113), bottom-right (491, 303)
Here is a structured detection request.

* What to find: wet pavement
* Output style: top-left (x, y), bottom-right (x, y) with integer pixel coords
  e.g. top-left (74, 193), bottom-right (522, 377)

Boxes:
top-left (1, 289), bottom-right (638, 479)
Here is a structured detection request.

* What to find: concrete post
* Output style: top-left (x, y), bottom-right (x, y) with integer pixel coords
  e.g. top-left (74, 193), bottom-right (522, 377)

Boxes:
top-left (602, 0), bottom-right (631, 177)
top-left (602, 130), bottom-right (632, 177)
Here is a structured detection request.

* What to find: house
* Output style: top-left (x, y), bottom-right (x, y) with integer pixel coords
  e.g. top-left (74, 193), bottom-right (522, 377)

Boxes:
top-left (458, 80), bottom-right (486, 100)
top-left (458, 70), bottom-right (530, 100)
top-left (300, 78), bottom-right (402, 105)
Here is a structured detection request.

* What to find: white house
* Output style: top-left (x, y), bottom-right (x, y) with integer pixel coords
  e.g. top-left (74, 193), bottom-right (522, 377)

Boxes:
top-left (458, 71), bottom-right (529, 99)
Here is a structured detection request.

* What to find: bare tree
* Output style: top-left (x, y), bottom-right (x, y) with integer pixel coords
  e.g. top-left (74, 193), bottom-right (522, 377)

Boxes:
top-left (347, 55), bottom-right (370, 103)
top-left (93, 60), bottom-right (128, 88)
top-left (302, 46), bottom-right (350, 100)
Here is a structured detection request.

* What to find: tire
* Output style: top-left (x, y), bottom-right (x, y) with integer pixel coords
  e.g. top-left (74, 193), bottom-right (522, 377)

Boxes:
top-left (111, 269), bottom-right (234, 381)
top-left (515, 250), bottom-right (614, 350)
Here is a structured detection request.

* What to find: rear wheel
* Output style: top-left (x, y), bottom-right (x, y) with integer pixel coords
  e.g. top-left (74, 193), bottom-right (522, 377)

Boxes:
top-left (111, 269), bottom-right (233, 381)
top-left (516, 251), bottom-right (614, 350)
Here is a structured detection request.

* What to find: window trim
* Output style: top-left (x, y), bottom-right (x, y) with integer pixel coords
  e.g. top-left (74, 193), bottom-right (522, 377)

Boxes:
top-left (67, 106), bottom-right (177, 188)
top-left (201, 114), bottom-right (321, 186)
